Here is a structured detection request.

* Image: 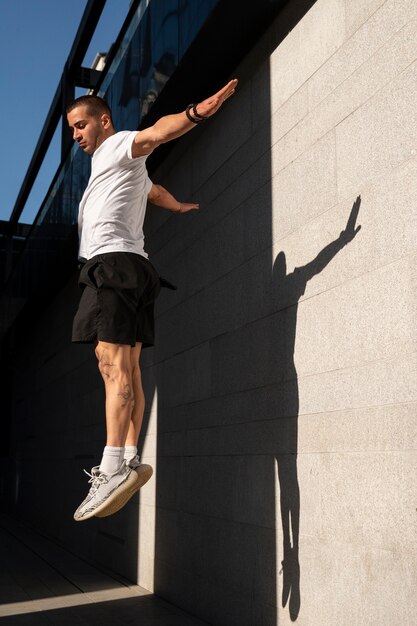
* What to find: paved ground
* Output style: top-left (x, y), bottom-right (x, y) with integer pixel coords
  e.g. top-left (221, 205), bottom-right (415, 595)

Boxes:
top-left (0, 515), bottom-right (209, 625)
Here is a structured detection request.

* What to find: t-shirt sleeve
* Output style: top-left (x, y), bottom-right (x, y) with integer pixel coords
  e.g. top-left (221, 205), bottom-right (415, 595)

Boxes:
top-left (145, 174), bottom-right (153, 195)
top-left (126, 131), bottom-right (141, 160)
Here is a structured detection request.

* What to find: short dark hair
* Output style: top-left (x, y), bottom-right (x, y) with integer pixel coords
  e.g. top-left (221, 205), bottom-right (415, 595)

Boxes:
top-left (66, 95), bottom-right (113, 122)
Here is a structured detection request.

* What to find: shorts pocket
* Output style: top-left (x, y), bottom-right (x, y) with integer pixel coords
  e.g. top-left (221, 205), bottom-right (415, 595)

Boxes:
top-left (79, 261), bottom-right (100, 289)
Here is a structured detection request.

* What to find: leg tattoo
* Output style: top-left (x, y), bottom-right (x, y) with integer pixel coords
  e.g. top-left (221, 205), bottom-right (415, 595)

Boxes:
top-left (117, 384), bottom-right (132, 407)
top-left (99, 348), bottom-right (116, 381)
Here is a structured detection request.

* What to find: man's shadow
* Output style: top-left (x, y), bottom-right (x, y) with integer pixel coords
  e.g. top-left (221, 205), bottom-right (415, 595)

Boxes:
top-left (271, 196), bottom-right (361, 621)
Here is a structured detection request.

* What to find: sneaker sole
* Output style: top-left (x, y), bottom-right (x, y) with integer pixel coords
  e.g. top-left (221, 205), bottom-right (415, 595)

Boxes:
top-left (74, 470), bottom-right (136, 522)
top-left (95, 464), bottom-right (153, 518)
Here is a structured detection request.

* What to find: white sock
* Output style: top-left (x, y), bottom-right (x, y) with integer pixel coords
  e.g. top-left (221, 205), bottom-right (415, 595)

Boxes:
top-left (99, 446), bottom-right (125, 474)
top-left (124, 445), bottom-right (138, 462)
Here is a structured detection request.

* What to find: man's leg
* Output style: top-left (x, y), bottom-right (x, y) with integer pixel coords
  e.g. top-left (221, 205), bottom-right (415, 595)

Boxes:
top-left (73, 340), bottom-right (153, 521)
top-left (73, 340), bottom-right (139, 521)
top-left (95, 340), bottom-right (135, 446)
top-left (125, 342), bottom-right (144, 447)
top-left (120, 342), bottom-right (153, 493)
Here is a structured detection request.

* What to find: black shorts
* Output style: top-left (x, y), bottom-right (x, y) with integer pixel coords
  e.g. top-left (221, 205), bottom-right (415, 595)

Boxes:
top-left (72, 252), bottom-right (161, 348)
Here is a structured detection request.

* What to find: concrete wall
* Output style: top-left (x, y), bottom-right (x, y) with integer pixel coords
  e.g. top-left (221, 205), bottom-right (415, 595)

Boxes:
top-left (6, 1), bottom-right (417, 625)
top-left (139, 0), bottom-right (417, 624)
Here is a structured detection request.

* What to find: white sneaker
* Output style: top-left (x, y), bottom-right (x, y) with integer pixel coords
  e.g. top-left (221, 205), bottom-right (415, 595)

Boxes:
top-left (126, 454), bottom-right (141, 469)
top-left (73, 461), bottom-right (138, 521)
top-left (95, 461), bottom-right (153, 518)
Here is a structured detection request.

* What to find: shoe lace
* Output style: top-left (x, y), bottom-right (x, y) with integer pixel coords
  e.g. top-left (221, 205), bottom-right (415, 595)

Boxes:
top-left (83, 467), bottom-right (107, 495)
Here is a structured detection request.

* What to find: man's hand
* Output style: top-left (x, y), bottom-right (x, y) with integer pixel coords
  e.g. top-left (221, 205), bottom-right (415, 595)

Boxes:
top-left (194, 79), bottom-right (238, 119)
top-left (175, 202), bottom-right (199, 214)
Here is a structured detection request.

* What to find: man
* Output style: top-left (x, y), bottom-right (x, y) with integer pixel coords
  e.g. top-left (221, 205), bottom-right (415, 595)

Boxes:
top-left (67, 79), bottom-right (238, 521)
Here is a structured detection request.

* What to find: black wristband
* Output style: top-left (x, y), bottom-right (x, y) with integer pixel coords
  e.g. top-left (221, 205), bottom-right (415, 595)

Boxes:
top-left (192, 103), bottom-right (208, 120)
top-left (186, 103), bottom-right (205, 124)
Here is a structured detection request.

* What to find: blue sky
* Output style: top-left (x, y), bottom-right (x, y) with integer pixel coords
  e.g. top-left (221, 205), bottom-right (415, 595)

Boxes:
top-left (0, 0), bottom-right (130, 224)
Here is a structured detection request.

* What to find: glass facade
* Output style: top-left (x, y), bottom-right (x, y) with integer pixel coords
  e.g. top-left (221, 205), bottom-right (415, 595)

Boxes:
top-left (0, 0), bottom-right (218, 338)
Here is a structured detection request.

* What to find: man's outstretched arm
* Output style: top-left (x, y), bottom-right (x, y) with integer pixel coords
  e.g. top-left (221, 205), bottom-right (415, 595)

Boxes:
top-left (132, 79), bottom-right (238, 158)
top-left (147, 183), bottom-right (199, 214)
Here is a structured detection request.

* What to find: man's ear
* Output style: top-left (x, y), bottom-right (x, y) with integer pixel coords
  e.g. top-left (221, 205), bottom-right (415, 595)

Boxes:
top-left (101, 113), bottom-right (112, 129)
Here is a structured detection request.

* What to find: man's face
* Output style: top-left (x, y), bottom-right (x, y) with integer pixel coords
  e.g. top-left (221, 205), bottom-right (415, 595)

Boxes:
top-left (67, 105), bottom-right (109, 155)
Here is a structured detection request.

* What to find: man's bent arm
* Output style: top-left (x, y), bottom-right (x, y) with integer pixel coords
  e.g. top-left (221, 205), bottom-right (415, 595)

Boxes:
top-left (147, 183), bottom-right (199, 214)
top-left (132, 78), bottom-right (238, 157)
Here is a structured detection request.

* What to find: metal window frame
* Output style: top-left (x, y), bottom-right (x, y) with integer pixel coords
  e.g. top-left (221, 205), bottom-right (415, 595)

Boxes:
top-left (8, 0), bottom-right (142, 227)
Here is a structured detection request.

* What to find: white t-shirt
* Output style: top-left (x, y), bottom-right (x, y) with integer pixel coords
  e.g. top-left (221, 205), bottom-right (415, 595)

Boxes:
top-left (77, 130), bottom-right (153, 261)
